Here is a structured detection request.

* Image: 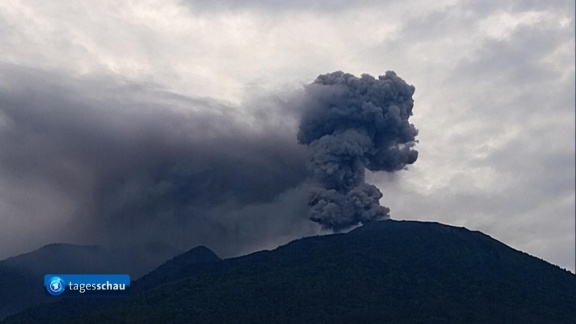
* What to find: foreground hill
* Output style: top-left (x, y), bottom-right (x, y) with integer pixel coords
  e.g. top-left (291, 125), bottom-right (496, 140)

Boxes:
top-left (0, 242), bottom-right (180, 320)
top-left (133, 245), bottom-right (222, 292)
top-left (5, 220), bottom-right (576, 323)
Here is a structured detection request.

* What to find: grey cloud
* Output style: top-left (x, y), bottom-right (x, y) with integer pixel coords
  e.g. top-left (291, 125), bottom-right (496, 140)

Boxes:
top-left (181, 0), bottom-right (387, 13)
top-left (460, 28), bottom-right (571, 88)
top-left (0, 64), bottom-right (315, 259)
top-left (362, 0), bottom-right (574, 272)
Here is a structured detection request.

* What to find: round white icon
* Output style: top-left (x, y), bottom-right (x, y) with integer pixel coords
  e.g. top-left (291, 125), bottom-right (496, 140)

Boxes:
top-left (47, 277), bottom-right (65, 296)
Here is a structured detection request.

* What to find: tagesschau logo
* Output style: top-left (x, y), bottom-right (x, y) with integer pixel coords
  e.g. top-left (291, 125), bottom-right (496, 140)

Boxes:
top-left (44, 274), bottom-right (130, 297)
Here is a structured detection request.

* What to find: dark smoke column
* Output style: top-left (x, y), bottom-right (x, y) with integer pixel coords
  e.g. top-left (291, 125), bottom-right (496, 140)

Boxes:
top-left (297, 71), bottom-right (418, 231)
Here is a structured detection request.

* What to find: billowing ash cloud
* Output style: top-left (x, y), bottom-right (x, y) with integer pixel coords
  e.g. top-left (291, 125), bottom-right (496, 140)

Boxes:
top-left (0, 64), bottom-right (317, 259)
top-left (297, 71), bottom-right (418, 231)
top-left (0, 65), bottom-right (417, 260)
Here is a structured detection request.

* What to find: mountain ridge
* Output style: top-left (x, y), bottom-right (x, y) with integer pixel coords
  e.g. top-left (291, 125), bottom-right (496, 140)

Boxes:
top-left (5, 220), bottom-right (575, 323)
top-left (134, 245), bottom-right (221, 292)
top-left (0, 242), bottom-right (181, 320)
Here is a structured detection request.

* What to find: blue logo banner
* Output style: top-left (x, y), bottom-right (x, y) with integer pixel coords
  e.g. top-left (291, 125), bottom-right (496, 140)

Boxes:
top-left (44, 274), bottom-right (130, 297)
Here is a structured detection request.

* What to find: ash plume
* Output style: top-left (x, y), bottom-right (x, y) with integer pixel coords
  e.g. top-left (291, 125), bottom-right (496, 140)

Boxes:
top-left (297, 71), bottom-right (418, 231)
top-left (0, 65), bottom-right (417, 260)
top-left (0, 65), bottom-right (314, 260)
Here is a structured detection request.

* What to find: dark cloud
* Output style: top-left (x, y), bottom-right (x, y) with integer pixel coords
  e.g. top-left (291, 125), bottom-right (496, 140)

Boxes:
top-left (0, 64), bottom-right (317, 258)
top-left (0, 65), bottom-right (423, 258)
top-left (297, 71), bottom-right (418, 230)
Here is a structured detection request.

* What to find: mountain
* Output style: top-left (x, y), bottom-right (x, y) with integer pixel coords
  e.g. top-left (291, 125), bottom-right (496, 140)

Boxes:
top-left (4, 220), bottom-right (576, 323)
top-left (0, 242), bottom-right (181, 320)
top-left (134, 245), bottom-right (221, 292)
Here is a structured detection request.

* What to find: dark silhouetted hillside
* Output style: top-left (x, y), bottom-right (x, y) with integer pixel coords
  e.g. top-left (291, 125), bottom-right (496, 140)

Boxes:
top-left (0, 242), bottom-right (180, 320)
top-left (134, 245), bottom-right (221, 292)
top-left (4, 220), bottom-right (576, 323)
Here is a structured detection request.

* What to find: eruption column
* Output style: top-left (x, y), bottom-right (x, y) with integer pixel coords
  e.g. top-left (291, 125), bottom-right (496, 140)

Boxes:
top-left (297, 71), bottom-right (418, 231)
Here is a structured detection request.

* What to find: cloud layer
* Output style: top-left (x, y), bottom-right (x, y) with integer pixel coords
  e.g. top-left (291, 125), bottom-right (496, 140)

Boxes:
top-left (0, 65), bottom-right (319, 258)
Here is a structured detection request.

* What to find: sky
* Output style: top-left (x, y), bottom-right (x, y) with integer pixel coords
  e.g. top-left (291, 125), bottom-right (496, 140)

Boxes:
top-left (0, 0), bottom-right (574, 272)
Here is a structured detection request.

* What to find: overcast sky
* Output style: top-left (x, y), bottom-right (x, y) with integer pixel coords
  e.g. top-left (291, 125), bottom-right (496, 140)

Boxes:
top-left (0, 0), bottom-right (574, 272)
